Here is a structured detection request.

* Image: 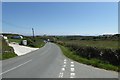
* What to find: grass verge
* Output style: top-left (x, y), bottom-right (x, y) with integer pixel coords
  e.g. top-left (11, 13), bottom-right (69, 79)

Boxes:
top-left (0, 53), bottom-right (17, 60)
top-left (59, 45), bottom-right (119, 71)
top-left (9, 39), bottom-right (22, 44)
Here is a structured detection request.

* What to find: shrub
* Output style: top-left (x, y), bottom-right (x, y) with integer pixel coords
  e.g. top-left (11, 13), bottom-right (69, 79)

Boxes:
top-left (60, 42), bottom-right (119, 66)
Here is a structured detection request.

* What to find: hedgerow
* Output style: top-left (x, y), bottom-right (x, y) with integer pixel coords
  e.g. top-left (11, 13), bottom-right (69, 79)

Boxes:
top-left (57, 41), bottom-right (119, 67)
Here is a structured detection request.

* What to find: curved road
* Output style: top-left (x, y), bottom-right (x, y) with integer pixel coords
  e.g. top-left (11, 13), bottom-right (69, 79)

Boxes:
top-left (1, 43), bottom-right (118, 78)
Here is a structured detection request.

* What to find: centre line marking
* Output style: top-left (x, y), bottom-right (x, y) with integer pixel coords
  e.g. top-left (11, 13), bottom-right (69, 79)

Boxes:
top-left (63, 65), bottom-right (66, 67)
top-left (70, 73), bottom-right (75, 78)
top-left (62, 68), bottom-right (65, 71)
top-left (71, 64), bottom-right (74, 67)
top-left (59, 72), bottom-right (64, 78)
top-left (64, 59), bottom-right (67, 62)
top-left (0, 59), bottom-right (32, 75)
top-left (71, 68), bottom-right (75, 72)
top-left (71, 62), bottom-right (74, 64)
top-left (64, 62), bottom-right (66, 64)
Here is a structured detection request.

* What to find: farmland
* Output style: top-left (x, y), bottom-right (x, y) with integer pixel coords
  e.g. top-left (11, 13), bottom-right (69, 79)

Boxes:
top-left (56, 34), bottom-right (120, 71)
top-left (64, 40), bottom-right (118, 50)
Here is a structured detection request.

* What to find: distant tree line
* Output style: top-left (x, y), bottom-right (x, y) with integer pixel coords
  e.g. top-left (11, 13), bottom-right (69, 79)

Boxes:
top-left (55, 34), bottom-right (120, 41)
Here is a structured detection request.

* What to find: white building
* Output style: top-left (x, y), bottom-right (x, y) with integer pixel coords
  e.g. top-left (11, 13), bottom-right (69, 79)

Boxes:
top-left (3, 36), bottom-right (8, 40)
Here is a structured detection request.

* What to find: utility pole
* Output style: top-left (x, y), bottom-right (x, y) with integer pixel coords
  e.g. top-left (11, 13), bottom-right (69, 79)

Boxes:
top-left (32, 28), bottom-right (35, 42)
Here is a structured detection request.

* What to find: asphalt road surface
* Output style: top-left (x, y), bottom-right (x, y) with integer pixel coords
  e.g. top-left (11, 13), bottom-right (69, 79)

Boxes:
top-left (1, 43), bottom-right (118, 78)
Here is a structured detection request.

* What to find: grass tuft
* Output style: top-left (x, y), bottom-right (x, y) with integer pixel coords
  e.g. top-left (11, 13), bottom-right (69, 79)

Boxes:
top-left (59, 45), bottom-right (119, 71)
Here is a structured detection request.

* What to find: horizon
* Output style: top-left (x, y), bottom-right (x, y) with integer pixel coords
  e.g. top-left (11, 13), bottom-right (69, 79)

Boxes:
top-left (3, 2), bottom-right (118, 36)
top-left (2, 32), bottom-right (118, 37)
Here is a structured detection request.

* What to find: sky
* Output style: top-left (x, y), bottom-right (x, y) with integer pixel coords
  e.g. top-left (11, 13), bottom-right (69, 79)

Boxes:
top-left (2, 2), bottom-right (118, 36)
top-left (2, 0), bottom-right (119, 2)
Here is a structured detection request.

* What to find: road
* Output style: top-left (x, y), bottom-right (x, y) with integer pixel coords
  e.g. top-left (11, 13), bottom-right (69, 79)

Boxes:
top-left (1, 43), bottom-right (118, 78)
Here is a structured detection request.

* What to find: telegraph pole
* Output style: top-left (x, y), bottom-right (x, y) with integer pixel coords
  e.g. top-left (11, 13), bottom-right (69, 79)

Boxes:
top-left (32, 28), bottom-right (35, 42)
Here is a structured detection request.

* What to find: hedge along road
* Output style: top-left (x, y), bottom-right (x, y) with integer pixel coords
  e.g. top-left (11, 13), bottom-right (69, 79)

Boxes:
top-left (1, 43), bottom-right (118, 78)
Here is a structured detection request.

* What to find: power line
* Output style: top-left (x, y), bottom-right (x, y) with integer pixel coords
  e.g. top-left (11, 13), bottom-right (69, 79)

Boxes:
top-left (2, 20), bottom-right (31, 29)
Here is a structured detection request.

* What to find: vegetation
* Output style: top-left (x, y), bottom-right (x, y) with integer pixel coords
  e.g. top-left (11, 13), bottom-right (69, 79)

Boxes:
top-left (64, 40), bottom-right (118, 49)
top-left (0, 53), bottom-right (17, 60)
top-left (59, 45), bottom-right (119, 71)
top-left (22, 36), bottom-right (45, 48)
top-left (1, 33), bottom-right (47, 60)
top-left (56, 34), bottom-right (120, 71)
top-left (9, 38), bottom-right (22, 44)
top-left (0, 38), bottom-right (17, 60)
top-left (3, 33), bottom-right (46, 48)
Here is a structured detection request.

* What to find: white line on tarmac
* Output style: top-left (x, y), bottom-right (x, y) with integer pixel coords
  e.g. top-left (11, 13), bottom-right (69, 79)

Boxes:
top-left (63, 65), bottom-right (66, 67)
top-left (71, 68), bottom-right (75, 72)
top-left (59, 72), bottom-right (64, 78)
top-left (64, 59), bottom-right (67, 62)
top-left (62, 68), bottom-right (65, 71)
top-left (0, 59), bottom-right (32, 75)
top-left (70, 61), bottom-right (75, 78)
top-left (71, 64), bottom-right (74, 67)
top-left (70, 73), bottom-right (75, 78)
top-left (71, 62), bottom-right (74, 64)
top-left (64, 61), bottom-right (66, 64)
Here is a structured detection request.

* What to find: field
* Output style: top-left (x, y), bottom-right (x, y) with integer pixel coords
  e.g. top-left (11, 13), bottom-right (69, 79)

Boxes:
top-left (9, 38), bottom-right (22, 44)
top-left (64, 40), bottom-right (118, 50)
top-left (56, 35), bottom-right (119, 71)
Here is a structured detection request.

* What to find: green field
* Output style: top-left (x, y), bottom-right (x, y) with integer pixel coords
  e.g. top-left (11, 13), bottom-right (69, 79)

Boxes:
top-left (8, 38), bottom-right (22, 44)
top-left (56, 36), bottom-right (119, 71)
top-left (64, 40), bottom-right (118, 50)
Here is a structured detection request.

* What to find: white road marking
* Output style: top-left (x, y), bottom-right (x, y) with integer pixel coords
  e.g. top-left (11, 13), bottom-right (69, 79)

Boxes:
top-left (63, 65), bottom-right (66, 67)
top-left (62, 68), bottom-right (65, 71)
top-left (70, 73), bottom-right (75, 78)
top-left (59, 72), bottom-right (64, 78)
top-left (0, 59), bottom-right (32, 75)
top-left (70, 61), bottom-right (75, 78)
top-left (71, 68), bottom-right (75, 72)
top-left (71, 64), bottom-right (74, 67)
top-left (58, 59), bottom-right (68, 78)
top-left (71, 62), bottom-right (74, 64)
top-left (64, 59), bottom-right (67, 62)
top-left (64, 61), bottom-right (66, 64)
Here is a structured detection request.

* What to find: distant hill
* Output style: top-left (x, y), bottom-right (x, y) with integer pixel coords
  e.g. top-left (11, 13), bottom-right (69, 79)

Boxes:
top-left (56, 34), bottom-right (120, 41)
top-left (2, 33), bottom-right (23, 38)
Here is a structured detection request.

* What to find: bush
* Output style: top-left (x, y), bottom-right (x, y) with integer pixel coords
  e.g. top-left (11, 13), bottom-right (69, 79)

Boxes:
top-left (59, 45), bottom-right (119, 71)
top-left (1, 38), bottom-right (17, 60)
top-left (1, 53), bottom-right (17, 60)
top-left (58, 42), bottom-right (119, 66)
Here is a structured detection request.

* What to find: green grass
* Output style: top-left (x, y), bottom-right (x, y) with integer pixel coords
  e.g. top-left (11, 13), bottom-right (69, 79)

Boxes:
top-left (8, 38), bottom-right (45, 48)
top-left (31, 40), bottom-right (45, 48)
top-left (8, 38), bottom-right (22, 44)
top-left (25, 38), bottom-right (45, 48)
top-left (1, 38), bottom-right (18, 60)
top-left (0, 53), bottom-right (17, 60)
top-left (64, 40), bottom-right (118, 50)
top-left (59, 45), bottom-right (119, 71)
